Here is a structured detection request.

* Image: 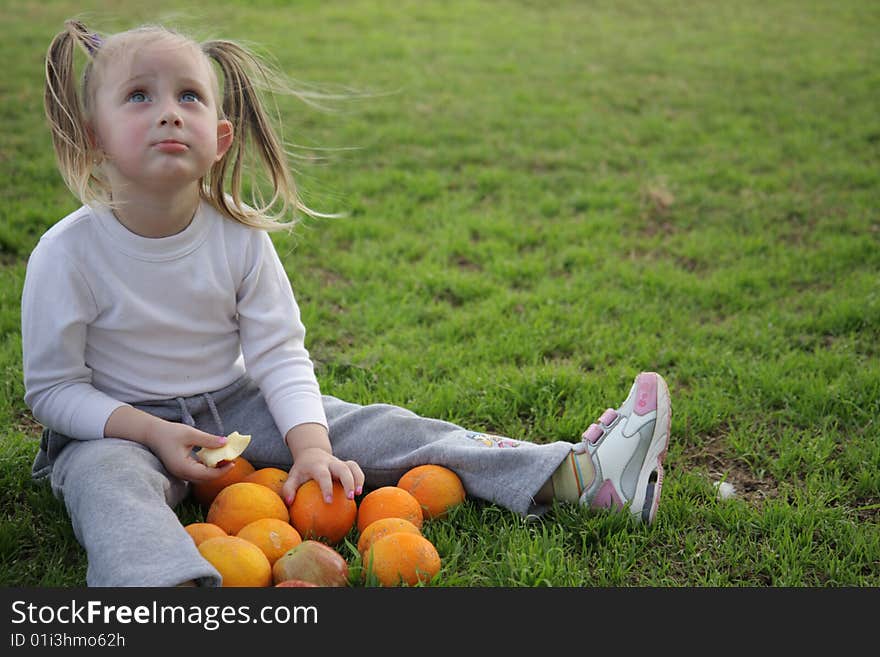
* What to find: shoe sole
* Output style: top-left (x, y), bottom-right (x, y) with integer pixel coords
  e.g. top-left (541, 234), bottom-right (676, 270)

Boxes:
top-left (633, 372), bottom-right (671, 524)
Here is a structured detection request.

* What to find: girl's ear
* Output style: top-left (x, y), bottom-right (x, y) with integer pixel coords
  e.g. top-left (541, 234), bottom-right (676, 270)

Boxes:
top-left (85, 123), bottom-right (104, 164)
top-left (215, 119), bottom-right (234, 162)
top-left (85, 122), bottom-right (98, 150)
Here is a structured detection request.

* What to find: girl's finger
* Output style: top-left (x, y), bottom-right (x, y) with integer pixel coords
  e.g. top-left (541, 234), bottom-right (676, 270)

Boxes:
top-left (190, 431), bottom-right (229, 449)
top-left (346, 460), bottom-right (365, 495)
top-left (281, 471), bottom-right (306, 506)
top-left (312, 469), bottom-right (334, 504)
top-left (329, 461), bottom-right (356, 499)
top-left (183, 460), bottom-right (232, 483)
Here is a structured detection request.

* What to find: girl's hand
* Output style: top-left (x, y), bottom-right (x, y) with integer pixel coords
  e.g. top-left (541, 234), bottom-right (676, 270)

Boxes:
top-left (144, 422), bottom-right (234, 483)
top-left (281, 446), bottom-right (364, 506)
top-left (104, 405), bottom-right (233, 483)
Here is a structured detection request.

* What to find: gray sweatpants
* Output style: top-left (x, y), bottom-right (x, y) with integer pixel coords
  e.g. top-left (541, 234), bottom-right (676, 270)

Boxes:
top-left (33, 376), bottom-right (573, 587)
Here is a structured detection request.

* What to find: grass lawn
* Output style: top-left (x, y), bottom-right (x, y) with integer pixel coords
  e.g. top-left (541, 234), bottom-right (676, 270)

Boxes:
top-left (1, 0), bottom-right (877, 586)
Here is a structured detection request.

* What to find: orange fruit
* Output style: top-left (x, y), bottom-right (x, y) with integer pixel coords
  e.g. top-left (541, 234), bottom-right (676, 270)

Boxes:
top-left (357, 517), bottom-right (421, 557)
top-left (365, 532), bottom-right (441, 587)
top-left (207, 481), bottom-right (289, 535)
top-left (288, 480), bottom-right (357, 545)
top-left (243, 467), bottom-right (289, 498)
top-left (191, 457), bottom-right (256, 507)
top-left (184, 522), bottom-right (227, 546)
top-left (357, 486), bottom-right (424, 533)
top-left (198, 535), bottom-right (272, 587)
top-left (397, 464), bottom-right (466, 519)
top-left (236, 517), bottom-right (302, 565)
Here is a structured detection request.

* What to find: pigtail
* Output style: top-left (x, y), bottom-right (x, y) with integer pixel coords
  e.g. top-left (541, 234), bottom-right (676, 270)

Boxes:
top-left (201, 40), bottom-right (307, 230)
top-left (44, 20), bottom-right (108, 204)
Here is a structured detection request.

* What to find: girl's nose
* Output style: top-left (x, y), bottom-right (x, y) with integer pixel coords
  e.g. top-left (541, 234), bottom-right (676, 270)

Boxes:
top-left (159, 111), bottom-right (183, 128)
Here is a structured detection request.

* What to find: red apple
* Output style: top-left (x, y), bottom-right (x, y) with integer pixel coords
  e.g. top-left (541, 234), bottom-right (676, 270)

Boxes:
top-left (272, 540), bottom-right (349, 587)
top-left (275, 579), bottom-right (319, 587)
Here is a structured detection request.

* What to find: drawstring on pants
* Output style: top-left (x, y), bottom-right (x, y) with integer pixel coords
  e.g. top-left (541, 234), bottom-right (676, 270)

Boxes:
top-left (175, 393), bottom-right (225, 437)
top-left (203, 394), bottom-right (225, 436)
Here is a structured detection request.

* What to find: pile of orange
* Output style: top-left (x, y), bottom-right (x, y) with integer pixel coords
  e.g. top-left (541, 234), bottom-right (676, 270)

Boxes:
top-left (355, 464), bottom-right (466, 587)
top-left (185, 461), bottom-right (466, 587)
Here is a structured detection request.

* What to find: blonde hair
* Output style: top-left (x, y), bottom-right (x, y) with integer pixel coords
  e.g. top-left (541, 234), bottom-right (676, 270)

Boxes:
top-left (44, 19), bottom-right (327, 231)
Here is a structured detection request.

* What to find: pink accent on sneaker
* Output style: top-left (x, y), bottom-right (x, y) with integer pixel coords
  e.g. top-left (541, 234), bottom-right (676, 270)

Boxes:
top-left (599, 408), bottom-right (618, 425)
top-left (583, 423), bottom-right (604, 444)
top-left (591, 479), bottom-right (624, 511)
top-left (634, 372), bottom-right (658, 416)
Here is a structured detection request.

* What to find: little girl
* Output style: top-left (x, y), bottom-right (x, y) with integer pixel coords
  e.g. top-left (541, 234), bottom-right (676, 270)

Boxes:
top-left (23, 20), bottom-right (672, 586)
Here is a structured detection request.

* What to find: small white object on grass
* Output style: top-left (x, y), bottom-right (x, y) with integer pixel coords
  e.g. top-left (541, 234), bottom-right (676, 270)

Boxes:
top-left (713, 480), bottom-right (737, 500)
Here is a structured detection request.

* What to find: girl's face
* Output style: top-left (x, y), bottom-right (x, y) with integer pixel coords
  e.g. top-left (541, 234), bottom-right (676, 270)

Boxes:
top-left (90, 38), bottom-right (232, 196)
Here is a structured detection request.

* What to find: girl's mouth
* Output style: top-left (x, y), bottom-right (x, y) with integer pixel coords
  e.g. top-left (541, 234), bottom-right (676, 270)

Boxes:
top-left (154, 140), bottom-right (188, 154)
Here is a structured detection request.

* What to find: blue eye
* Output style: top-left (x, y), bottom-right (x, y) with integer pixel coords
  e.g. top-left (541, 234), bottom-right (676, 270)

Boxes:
top-left (180, 91), bottom-right (200, 103)
top-left (127, 91), bottom-right (148, 103)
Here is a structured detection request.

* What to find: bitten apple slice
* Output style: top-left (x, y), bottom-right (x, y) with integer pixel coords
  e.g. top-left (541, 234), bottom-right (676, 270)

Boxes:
top-left (195, 431), bottom-right (251, 467)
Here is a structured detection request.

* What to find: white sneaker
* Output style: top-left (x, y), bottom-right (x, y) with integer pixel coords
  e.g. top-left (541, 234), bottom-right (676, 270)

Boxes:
top-left (577, 372), bottom-right (672, 524)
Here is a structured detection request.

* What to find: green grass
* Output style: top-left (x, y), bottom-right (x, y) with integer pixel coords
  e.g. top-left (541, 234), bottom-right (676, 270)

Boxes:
top-left (1, 0), bottom-right (878, 586)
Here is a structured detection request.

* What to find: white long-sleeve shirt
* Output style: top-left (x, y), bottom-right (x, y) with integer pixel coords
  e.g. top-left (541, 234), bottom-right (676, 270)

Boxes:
top-left (21, 201), bottom-right (327, 441)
